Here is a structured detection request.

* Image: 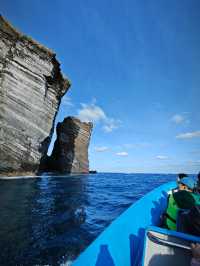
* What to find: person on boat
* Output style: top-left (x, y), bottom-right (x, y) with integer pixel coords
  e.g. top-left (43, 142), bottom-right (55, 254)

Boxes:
top-left (170, 173), bottom-right (188, 193)
top-left (179, 205), bottom-right (200, 236)
top-left (177, 173), bottom-right (188, 184)
top-left (178, 177), bottom-right (195, 191)
top-left (164, 177), bottom-right (197, 230)
top-left (191, 243), bottom-right (200, 266)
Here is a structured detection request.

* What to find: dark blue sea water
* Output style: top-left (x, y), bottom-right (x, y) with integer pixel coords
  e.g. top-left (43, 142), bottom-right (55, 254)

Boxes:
top-left (0, 173), bottom-right (178, 266)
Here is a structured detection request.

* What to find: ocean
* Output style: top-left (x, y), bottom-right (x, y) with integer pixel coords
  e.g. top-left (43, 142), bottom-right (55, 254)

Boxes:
top-left (0, 173), bottom-right (181, 265)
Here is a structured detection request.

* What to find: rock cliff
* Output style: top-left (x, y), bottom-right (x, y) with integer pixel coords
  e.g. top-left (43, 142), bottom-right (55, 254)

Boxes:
top-left (0, 15), bottom-right (70, 174)
top-left (44, 117), bottom-right (93, 173)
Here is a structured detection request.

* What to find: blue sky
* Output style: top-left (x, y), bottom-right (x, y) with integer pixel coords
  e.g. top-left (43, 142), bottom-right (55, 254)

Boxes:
top-left (2, 0), bottom-right (200, 173)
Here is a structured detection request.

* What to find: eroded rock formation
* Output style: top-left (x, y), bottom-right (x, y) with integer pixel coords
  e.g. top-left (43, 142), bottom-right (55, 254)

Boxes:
top-left (45, 117), bottom-right (93, 173)
top-left (0, 15), bottom-right (70, 174)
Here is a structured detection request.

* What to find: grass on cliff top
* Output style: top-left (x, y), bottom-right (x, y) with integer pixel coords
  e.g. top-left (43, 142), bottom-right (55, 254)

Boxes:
top-left (0, 14), bottom-right (71, 86)
top-left (0, 14), bottom-right (54, 57)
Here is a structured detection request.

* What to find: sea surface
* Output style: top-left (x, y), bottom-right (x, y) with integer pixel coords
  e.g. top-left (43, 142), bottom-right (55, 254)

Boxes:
top-left (0, 173), bottom-right (182, 265)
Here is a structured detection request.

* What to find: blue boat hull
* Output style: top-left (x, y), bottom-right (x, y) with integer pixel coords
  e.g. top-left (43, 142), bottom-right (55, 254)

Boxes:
top-left (72, 181), bottom-right (176, 266)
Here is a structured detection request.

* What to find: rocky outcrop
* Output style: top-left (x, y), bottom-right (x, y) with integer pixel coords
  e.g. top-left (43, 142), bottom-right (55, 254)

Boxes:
top-left (44, 117), bottom-right (93, 173)
top-left (0, 15), bottom-right (70, 174)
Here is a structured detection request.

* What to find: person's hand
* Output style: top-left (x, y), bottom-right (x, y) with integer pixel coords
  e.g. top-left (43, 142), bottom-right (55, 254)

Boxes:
top-left (191, 243), bottom-right (200, 260)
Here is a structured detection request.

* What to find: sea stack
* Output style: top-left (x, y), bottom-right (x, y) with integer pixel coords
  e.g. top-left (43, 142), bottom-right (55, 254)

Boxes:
top-left (0, 15), bottom-right (70, 175)
top-left (45, 117), bottom-right (93, 174)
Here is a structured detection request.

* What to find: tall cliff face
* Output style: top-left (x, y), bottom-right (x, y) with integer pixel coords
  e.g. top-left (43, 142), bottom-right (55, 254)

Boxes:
top-left (46, 117), bottom-right (93, 174)
top-left (0, 16), bottom-right (70, 174)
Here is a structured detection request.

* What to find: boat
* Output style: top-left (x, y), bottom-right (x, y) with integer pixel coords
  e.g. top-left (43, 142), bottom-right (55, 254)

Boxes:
top-left (142, 225), bottom-right (200, 266)
top-left (89, 170), bottom-right (97, 174)
top-left (72, 181), bottom-right (200, 266)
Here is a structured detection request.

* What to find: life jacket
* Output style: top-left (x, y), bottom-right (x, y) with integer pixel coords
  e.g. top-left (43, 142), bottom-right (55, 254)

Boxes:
top-left (192, 193), bottom-right (200, 205)
top-left (165, 193), bottom-right (179, 230)
top-left (165, 191), bottom-right (198, 231)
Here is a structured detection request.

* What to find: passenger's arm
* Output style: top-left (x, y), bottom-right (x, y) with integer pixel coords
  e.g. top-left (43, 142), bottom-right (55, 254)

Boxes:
top-left (191, 243), bottom-right (200, 266)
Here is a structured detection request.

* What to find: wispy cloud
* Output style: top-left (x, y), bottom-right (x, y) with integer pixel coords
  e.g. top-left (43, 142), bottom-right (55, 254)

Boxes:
top-left (116, 152), bottom-right (128, 156)
top-left (62, 96), bottom-right (74, 107)
top-left (123, 142), bottom-right (151, 149)
top-left (171, 113), bottom-right (190, 125)
top-left (94, 146), bottom-right (109, 152)
top-left (77, 101), bottom-right (121, 133)
top-left (171, 114), bottom-right (185, 124)
top-left (103, 118), bottom-right (121, 133)
top-left (176, 131), bottom-right (200, 139)
top-left (77, 103), bottom-right (106, 122)
top-left (156, 155), bottom-right (169, 160)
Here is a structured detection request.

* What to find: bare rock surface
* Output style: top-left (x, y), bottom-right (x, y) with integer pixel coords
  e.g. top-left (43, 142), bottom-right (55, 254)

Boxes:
top-left (45, 117), bottom-right (93, 174)
top-left (0, 15), bottom-right (70, 174)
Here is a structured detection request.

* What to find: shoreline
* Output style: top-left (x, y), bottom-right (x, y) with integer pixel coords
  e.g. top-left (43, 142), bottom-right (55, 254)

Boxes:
top-left (0, 171), bottom-right (37, 180)
top-left (0, 171), bottom-right (93, 180)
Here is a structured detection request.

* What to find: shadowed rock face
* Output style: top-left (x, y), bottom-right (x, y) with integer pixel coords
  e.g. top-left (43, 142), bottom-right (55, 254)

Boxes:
top-left (0, 16), bottom-right (70, 174)
top-left (45, 117), bottom-right (93, 174)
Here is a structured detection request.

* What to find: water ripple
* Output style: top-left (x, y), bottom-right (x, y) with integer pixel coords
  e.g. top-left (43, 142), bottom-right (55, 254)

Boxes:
top-left (0, 173), bottom-right (178, 265)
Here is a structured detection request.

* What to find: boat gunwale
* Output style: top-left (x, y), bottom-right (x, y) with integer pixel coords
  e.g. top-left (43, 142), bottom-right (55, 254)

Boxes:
top-left (73, 181), bottom-right (176, 266)
top-left (142, 225), bottom-right (200, 266)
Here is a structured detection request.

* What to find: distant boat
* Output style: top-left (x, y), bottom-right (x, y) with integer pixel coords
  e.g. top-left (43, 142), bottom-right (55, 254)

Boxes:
top-left (72, 181), bottom-right (200, 266)
top-left (89, 170), bottom-right (97, 174)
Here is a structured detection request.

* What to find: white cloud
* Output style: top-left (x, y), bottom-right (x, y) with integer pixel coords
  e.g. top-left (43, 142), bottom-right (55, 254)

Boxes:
top-left (94, 146), bottom-right (109, 152)
top-left (156, 155), bottom-right (169, 160)
top-left (171, 113), bottom-right (190, 125)
top-left (77, 102), bottom-right (121, 133)
top-left (103, 118), bottom-right (121, 133)
top-left (171, 114), bottom-right (185, 124)
top-left (116, 152), bottom-right (128, 156)
top-left (77, 103), bottom-right (106, 123)
top-left (62, 96), bottom-right (74, 107)
top-left (176, 131), bottom-right (200, 139)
